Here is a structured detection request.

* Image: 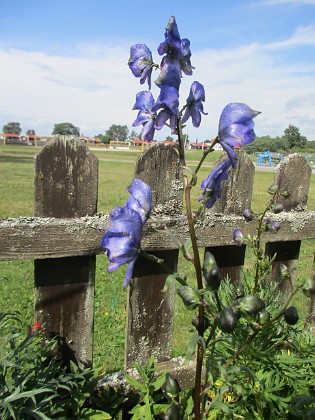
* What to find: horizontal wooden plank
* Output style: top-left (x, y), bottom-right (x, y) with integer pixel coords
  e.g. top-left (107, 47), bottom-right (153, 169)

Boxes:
top-left (0, 211), bottom-right (315, 261)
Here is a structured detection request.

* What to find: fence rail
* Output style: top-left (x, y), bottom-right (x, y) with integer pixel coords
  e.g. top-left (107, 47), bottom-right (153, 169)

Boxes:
top-left (0, 137), bottom-right (314, 381)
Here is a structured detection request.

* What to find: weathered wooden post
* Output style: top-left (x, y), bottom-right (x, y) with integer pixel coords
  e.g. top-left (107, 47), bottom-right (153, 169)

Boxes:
top-left (205, 150), bottom-right (255, 282)
top-left (125, 144), bottom-right (182, 368)
top-left (34, 136), bottom-right (98, 367)
top-left (265, 154), bottom-right (312, 292)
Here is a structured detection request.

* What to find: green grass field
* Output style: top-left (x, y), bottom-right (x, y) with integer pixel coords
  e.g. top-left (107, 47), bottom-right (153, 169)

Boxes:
top-left (0, 145), bottom-right (314, 372)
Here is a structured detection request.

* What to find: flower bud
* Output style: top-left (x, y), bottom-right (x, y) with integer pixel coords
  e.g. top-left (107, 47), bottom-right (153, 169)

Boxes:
top-left (164, 373), bottom-right (181, 398)
top-left (235, 283), bottom-right (245, 299)
top-left (243, 208), bottom-right (254, 221)
top-left (238, 295), bottom-right (265, 318)
top-left (273, 203), bottom-right (284, 214)
top-left (302, 278), bottom-right (315, 298)
top-left (281, 190), bottom-right (290, 199)
top-left (233, 229), bottom-right (244, 246)
top-left (280, 264), bottom-right (290, 281)
top-left (164, 404), bottom-right (181, 420)
top-left (203, 251), bottom-right (217, 275)
top-left (269, 221), bottom-right (281, 233)
top-left (217, 308), bottom-right (238, 333)
top-left (264, 219), bottom-right (281, 233)
top-left (284, 306), bottom-right (299, 325)
top-left (177, 286), bottom-right (200, 310)
top-left (204, 267), bottom-right (221, 291)
top-left (259, 309), bottom-right (271, 325)
top-left (267, 183), bottom-right (278, 195)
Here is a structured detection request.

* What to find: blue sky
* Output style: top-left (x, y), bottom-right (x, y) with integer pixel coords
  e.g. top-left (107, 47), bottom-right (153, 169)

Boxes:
top-left (1, 0), bottom-right (314, 141)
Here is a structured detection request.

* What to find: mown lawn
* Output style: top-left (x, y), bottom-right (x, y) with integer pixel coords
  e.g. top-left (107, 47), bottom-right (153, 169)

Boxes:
top-left (0, 145), bottom-right (314, 372)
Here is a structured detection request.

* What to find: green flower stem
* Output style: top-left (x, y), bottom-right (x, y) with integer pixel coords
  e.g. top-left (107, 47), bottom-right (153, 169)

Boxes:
top-left (184, 176), bottom-right (204, 420)
top-left (177, 118), bottom-right (186, 167)
top-left (253, 192), bottom-right (277, 293)
top-left (139, 249), bottom-right (174, 274)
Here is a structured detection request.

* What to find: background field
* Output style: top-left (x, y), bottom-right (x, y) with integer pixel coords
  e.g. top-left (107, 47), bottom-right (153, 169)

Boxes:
top-left (0, 145), bottom-right (314, 373)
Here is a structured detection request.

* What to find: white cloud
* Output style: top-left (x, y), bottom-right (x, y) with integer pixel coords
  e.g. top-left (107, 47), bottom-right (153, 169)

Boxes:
top-left (1, 25), bottom-right (314, 141)
top-left (265, 25), bottom-right (315, 49)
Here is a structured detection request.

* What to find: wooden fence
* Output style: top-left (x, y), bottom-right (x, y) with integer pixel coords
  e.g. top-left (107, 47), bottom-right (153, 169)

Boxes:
top-left (0, 136), bottom-right (314, 388)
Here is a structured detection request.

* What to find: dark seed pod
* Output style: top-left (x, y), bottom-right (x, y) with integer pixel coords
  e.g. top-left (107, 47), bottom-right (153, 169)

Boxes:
top-left (238, 295), bottom-right (265, 317)
top-left (177, 286), bottom-right (200, 310)
top-left (273, 203), bottom-right (284, 214)
top-left (302, 278), bottom-right (315, 298)
top-left (204, 267), bottom-right (221, 291)
top-left (192, 315), bottom-right (210, 332)
top-left (164, 373), bottom-right (181, 398)
top-left (217, 308), bottom-right (238, 333)
top-left (230, 302), bottom-right (241, 320)
top-left (259, 309), bottom-right (271, 325)
top-left (284, 306), bottom-right (299, 325)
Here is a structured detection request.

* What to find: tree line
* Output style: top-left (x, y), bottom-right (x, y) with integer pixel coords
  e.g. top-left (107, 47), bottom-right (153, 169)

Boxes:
top-left (2, 121), bottom-right (315, 153)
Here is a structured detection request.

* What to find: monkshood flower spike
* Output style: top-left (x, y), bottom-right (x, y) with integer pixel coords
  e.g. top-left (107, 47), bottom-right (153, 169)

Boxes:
top-left (157, 16), bottom-right (183, 59)
top-left (182, 81), bottom-right (207, 128)
top-left (126, 178), bottom-right (152, 223)
top-left (152, 86), bottom-right (179, 132)
top-left (101, 179), bottom-right (152, 287)
top-left (218, 103), bottom-right (261, 166)
top-left (199, 159), bottom-right (232, 209)
top-left (128, 44), bottom-right (154, 89)
top-left (132, 91), bottom-right (157, 141)
top-left (101, 207), bottom-right (143, 288)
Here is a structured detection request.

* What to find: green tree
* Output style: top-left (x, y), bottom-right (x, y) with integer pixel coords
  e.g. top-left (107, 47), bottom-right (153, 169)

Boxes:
top-left (52, 122), bottom-right (80, 136)
top-left (3, 122), bottom-right (22, 135)
top-left (130, 130), bottom-right (140, 139)
top-left (105, 124), bottom-right (129, 142)
top-left (283, 124), bottom-right (307, 149)
top-left (165, 135), bottom-right (175, 142)
top-left (26, 129), bottom-right (36, 135)
top-left (95, 133), bottom-right (106, 144)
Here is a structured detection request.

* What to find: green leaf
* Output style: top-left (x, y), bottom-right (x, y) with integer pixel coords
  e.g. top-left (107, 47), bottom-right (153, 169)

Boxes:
top-left (81, 408), bottom-right (112, 419)
top-left (152, 371), bottom-right (167, 391)
top-left (210, 399), bottom-right (233, 416)
top-left (125, 374), bottom-right (146, 394)
top-left (162, 274), bottom-right (177, 292)
top-left (185, 333), bottom-right (205, 362)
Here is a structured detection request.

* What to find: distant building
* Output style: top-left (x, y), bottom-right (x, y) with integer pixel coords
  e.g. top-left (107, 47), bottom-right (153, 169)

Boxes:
top-left (80, 135), bottom-right (101, 144)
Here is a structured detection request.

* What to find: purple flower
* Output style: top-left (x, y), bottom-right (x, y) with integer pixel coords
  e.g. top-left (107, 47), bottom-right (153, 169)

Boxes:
top-left (128, 44), bottom-right (153, 89)
top-left (233, 229), bottom-right (244, 246)
top-left (180, 38), bottom-right (194, 75)
top-left (265, 219), bottom-right (281, 233)
top-left (101, 207), bottom-right (143, 288)
top-left (157, 16), bottom-right (182, 58)
top-left (153, 86), bottom-right (179, 132)
top-left (218, 103), bottom-right (260, 166)
top-left (243, 208), bottom-right (254, 222)
top-left (155, 56), bottom-right (181, 90)
top-left (132, 91), bottom-right (157, 141)
top-left (181, 81), bottom-right (208, 128)
top-left (199, 159), bottom-right (231, 208)
top-left (126, 178), bottom-right (152, 223)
